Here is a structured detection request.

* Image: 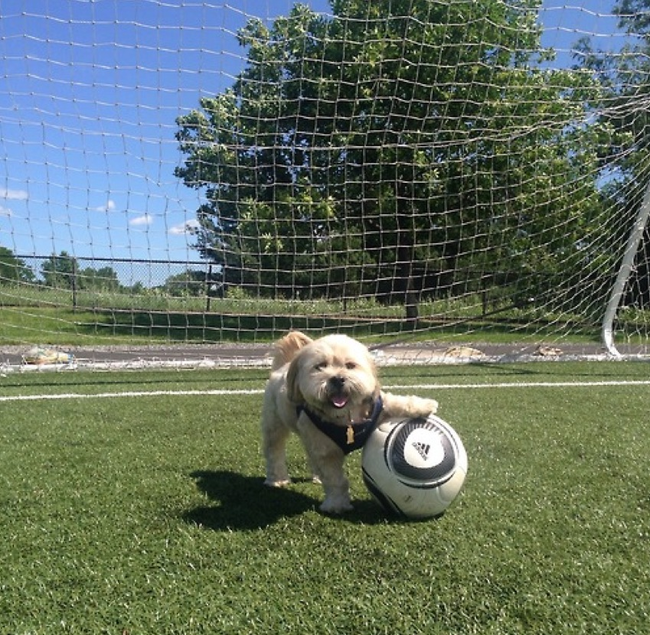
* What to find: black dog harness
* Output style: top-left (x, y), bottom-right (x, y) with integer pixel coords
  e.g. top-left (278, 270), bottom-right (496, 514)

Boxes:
top-left (297, 395), bottom-right (384, 455)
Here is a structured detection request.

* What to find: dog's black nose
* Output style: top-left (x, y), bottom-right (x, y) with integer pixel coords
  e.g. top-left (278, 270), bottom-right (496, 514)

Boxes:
top-left (329, 375), bottom-right (346, 390)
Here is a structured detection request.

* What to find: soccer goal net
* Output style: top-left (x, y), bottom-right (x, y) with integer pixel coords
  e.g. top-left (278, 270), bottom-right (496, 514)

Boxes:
top-left (1, 0), bottom-right (649, 367)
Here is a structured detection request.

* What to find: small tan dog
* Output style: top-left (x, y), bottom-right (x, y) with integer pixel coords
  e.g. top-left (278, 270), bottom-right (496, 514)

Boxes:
top-left (261, 331), bottom-right (438, 513)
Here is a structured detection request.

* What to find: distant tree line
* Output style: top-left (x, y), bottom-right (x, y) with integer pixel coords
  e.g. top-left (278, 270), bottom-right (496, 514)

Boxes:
top-left (0, 248), bottom-right (214, 297)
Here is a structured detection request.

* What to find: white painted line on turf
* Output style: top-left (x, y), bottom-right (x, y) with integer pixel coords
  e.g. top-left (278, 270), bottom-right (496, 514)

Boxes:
top-left (1, 379), bottom-right (649, 402)
top-left (389, 380), bottom-right (650, 390)
top-left (0, 389), bottom-right (265, 402)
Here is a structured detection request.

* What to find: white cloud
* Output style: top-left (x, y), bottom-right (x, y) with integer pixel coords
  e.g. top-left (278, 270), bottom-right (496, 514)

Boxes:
top-left (0, 205), bottom-right (13, 217)
top-left (129, 213), bottom-right (153, 227)
top-left (0, 188), bottom-right (28, 201)
top-left (93, 199), bottom-right (116, 212)
top-left (169, 219), bottom-right (200, 235)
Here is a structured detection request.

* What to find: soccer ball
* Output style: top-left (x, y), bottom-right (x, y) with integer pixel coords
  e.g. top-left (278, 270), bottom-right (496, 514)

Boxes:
top-left (361, 414), bottom-right (468, 520)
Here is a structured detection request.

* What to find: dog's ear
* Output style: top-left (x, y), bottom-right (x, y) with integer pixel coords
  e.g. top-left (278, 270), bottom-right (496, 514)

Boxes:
top-left (363, 347), bottom-right (380, 386)
top-left (285, 353), bottom-right (303, 404)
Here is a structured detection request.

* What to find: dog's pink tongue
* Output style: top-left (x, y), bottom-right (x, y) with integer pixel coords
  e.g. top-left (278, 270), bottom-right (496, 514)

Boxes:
top-left (332, 395), bottom-right (348, 408)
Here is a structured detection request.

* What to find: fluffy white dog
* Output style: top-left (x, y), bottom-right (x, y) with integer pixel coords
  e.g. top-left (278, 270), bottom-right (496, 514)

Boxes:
top-left (261, 331), bottom-right (438, 513)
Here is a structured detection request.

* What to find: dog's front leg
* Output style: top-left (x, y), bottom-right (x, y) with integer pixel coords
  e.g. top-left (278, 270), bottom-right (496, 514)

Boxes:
top-left (297, 419), bottom-right (353, 514)
top-left (381, 392), bottom-right (438, 418)
top-left (315, 448), bottom-right (353, 514)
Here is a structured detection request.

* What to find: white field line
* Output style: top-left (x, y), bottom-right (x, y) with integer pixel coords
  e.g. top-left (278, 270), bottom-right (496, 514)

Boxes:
top-left (1, 379), bottom-right (650, 403)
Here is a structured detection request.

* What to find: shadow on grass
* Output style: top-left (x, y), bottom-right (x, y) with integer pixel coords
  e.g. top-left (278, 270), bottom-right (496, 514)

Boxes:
top-left (184, 470), bottom-right (319, 530)
top-left (184, 469), bottom-right (393, 529)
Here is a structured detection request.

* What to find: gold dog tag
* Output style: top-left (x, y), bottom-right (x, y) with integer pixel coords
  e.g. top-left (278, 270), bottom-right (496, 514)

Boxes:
top-left (346, 426), bottom-right (355, 445)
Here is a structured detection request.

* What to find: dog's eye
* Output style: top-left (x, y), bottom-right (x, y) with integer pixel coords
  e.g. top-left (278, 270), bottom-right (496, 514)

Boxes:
top-left (345, 361), bottom-right (357, 370)
top-left (314, 361), bottom-right (327, 371)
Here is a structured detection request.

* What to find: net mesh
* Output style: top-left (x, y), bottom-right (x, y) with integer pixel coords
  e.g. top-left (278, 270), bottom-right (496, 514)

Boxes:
top-left (1, 0), bottom-right (649, 366)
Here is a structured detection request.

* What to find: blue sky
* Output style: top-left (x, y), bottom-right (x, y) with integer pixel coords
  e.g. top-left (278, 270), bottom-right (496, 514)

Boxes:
top-left (0, 0), bottom-right (630, 284)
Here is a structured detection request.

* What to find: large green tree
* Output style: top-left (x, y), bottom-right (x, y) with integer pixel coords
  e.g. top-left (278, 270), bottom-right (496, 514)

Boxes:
top-left (176, 0), bottom-right (605, 320)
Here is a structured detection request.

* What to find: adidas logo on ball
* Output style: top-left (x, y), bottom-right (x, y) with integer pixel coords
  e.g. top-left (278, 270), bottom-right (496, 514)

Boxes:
top-left (413, 441), bottom-right (430, 462)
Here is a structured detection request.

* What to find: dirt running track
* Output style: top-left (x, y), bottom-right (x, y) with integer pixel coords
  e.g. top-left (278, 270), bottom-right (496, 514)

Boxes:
top-left (1, 340), bottom-right (647, 371)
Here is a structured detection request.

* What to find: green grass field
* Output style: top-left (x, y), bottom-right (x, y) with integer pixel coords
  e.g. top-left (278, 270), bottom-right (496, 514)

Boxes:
top-left (1, 362), bottom-right (650, 634)
top-left (0, 288), bottom-right (606, 346)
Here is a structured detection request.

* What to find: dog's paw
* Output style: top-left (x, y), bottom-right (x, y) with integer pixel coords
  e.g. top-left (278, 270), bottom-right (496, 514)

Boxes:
top-left (319, 497), bottom-right (354, 514)
top-left (423, 398), bottom-right (439, 414)
top-left (263, 478), bottom-right (291, 488)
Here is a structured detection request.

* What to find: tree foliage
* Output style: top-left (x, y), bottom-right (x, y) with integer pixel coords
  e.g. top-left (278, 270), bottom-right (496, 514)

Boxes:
top-left (77, 266), bottom-right (121, 293)
top-left (41, 252), bottom-right (77, 289)
top-left (175, 0), bottom-right (609, 319)
top-left (576, 0), bottom-right (650, 307)
top-left (0, 247), bottom-right (35, 284)
top-left (41, 252), bottom-right (121, 292)
top-left (162, 269), bottom-right (210, 297)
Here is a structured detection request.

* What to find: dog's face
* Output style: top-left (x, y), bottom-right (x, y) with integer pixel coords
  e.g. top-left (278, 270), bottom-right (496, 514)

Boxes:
top-left (286, 334), bottom-right (380, 422)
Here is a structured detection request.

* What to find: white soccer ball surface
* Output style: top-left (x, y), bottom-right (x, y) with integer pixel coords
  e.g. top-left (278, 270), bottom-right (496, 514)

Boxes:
top-left (361, 413), bottom-right (468, 520)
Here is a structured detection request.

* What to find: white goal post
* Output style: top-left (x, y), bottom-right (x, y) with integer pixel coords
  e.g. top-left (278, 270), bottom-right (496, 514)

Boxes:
top-left (1, 0), bottom-right (650, 366)
top-left (602, 178), bottom-right (650, 357)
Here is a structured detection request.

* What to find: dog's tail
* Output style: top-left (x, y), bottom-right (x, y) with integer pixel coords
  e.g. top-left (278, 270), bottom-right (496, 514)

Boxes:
top-left (272, 331), bottom-right (312, 370)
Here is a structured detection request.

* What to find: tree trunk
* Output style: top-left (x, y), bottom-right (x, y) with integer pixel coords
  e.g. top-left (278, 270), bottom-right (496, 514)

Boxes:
top-left (397, 242), bottom-right (419, 326)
